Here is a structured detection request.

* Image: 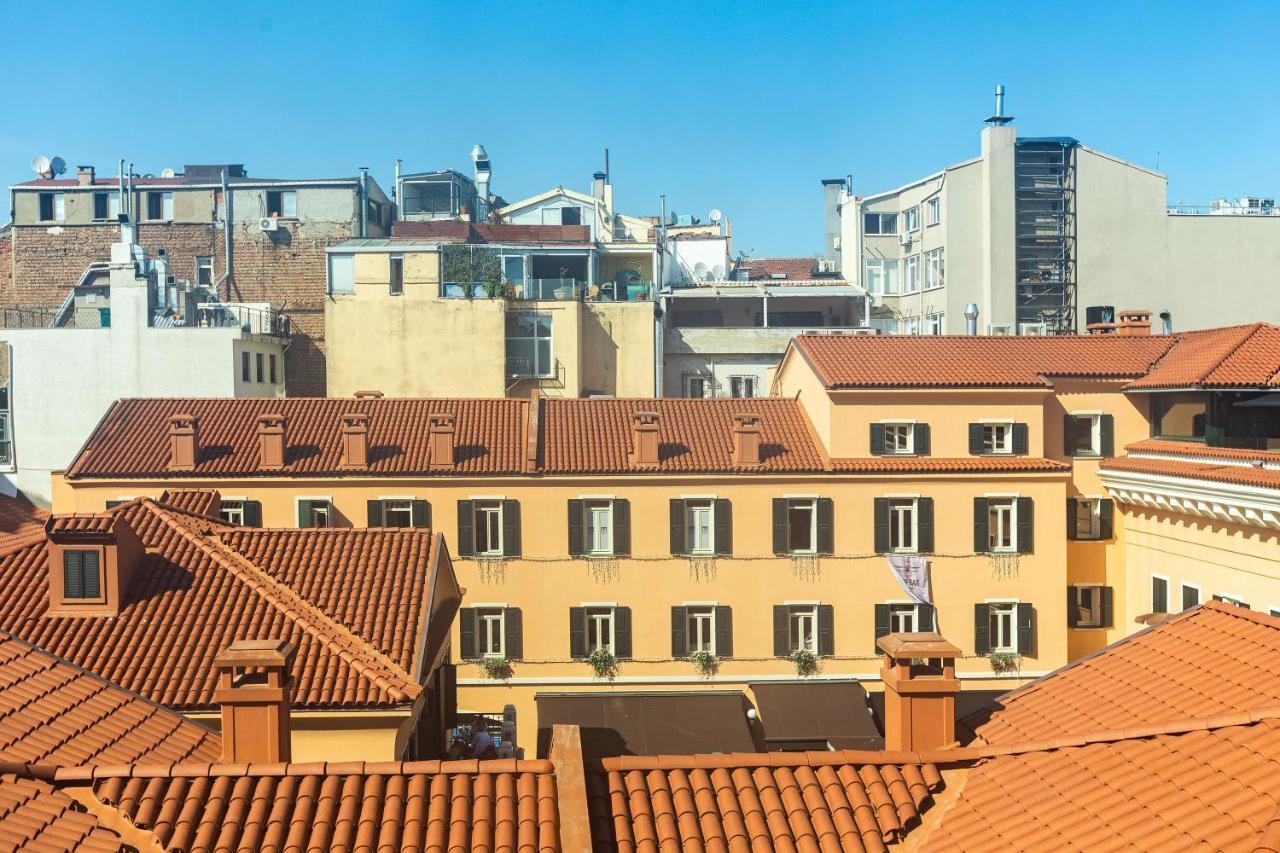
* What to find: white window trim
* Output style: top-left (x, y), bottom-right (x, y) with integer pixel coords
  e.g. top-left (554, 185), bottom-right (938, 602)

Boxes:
top-left (685, 605), bottom-right (718, 656)
top-left (986, 496), bottom-right (1019, 553)
top-left (685, 499), bottom-right (716, 556)
top-left (584, 499), bottom-right (615, 556)
top-left (469, 494), bottom-right (507, 500)
top-left (1073, 496), bottom-right (1102, 540)
top-left (887, 601), bottom-right (922, 633)
top-left (982, 421), bottom-right (1015, 455)
top-left (471, 602), bottom-right (510, 608)
top-left (476, 608), bottom-right (506, 658)
top-left (1070, 584), bottom-right (1105, 629)
top-left (578, 494), bottom-right (616, 500)
top-left (879, 418), bottom-right (918, 424)
top-left (785, 498), bottom-right (819, 555)
top-left (881, 421), bottom-right (916, 455)
top-left (888, 496), bottom-right (919, 554)
top-left (377, 494), bottom-right (417, 501)
top-left (986, 599), bottom-right (1020, 653)
top-left (1216, 592), bottom-right (1246, 606)
top-left (925, 197), bottom-right (941, 226)
top-left (473, 500), bottom-right (505, 557)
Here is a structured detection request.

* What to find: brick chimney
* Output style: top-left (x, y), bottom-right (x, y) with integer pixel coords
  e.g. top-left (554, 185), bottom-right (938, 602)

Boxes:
top-left (339, 413), bottom-right (369, 469)
top-left (257, 414), bottom-right (286, 470)
top-left (629, 411), bottom-right (660, 467)
top-left (1086, 322), bottom-right (1117, 335)
top-left (168, 414), bottom-right (199, 471)
top-left (1117, 309), bottom-right (1152, 336)
top-left (44, 515), bottom-right (144, 617)
top-left (214, 639), bottom-right (296, 764)
top-left (878, 632), bottom-right (962, 751)
top-left (76, 166), bottom-right (95, 186)
top-left (428, 413), bottom-right (456, 470)
top-left (730, 413), bottom-right (763, 467)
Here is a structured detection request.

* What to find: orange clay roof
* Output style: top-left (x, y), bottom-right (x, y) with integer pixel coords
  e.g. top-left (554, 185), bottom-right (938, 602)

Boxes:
top-left (1125, 438), bottom-right (1280, 464)
top-left (0, 632), bottom-right (219, 766)
top-left (157, 487), bottom-right (222, 517)
top-left (0, 774), bottom-right (123, 851)
top-left (0, 494), bottom-right (47, 544)
top-left (1126, 322), bottom-right (1280, 389)
top-left (586, 750), bottom-right (944, 853)
top-left (831, 457), bottom-right (1070, 473)
top-left (0, 498), bottom-right (445, 711)
top-left (970, 603), bottom-right (1280, 746)
top-left (541, 398), bottom-right (827, 473)
top-left (66, 396), bottom-right (530, 479)
top-left (1100, 454), bottom-right (1280, 490)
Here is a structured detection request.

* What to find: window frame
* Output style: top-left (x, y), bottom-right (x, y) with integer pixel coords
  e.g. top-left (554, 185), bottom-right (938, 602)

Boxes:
top-left (379, 498), bottom-right (415, 528)
top-left (785, 498), bottom-right (818, 555)
top-left (1073, 497), bottom-right (1102, 540)
top-left (882, 422), bottom-right (915, 455)
top-left (1068, 414), bottom-right (1102, 457)
top-left (982, 421), bottom-right (1014, 455)
top-left (683, 373), bottom-right (711, 399)
top-left (862, 212), bottom-right (898, 236)
top-left (924, 248), bottom-right (945, 289)
top-left (684, 499), bottom-right (715, 556)
top-left (504, 310), bottom-right (554, 378)
top-left (904, 255), bottom-right (920, 293)
top-left (93, 191), bottom-right (121, 221)
top-left (328, 253), bottom-right (356, 294)
top-left (219, 500), bottom-right (247, 525)
top-left (888, 602), bottom-right (919, 633)
top-left (728, 375), bottom-right (757, 398)
top-left (146, 191), bottom-right (173, 222)
top-left (987, 496), bottom-right (1018, 553)
top-left (1181, 582), bottom-right (1201, 611)
top-left (195, 256), bottom-right (214, 287)
top-left (269, 354), bottom-right (278, 384)
top-left (685, 605), bottom-right (717, 656)
top-left (39, 192), bottom-right (66, 223)
top-left (473, 500), bottom-right (505, 557)
top-left (297, 497), bottom-right (332, 528)
top-left (1151, 574), bottom-right (1170, 613)
top-left (584, 499), bottom-right (614, 556)
top-left (1071, 584), bottom-right (1104, 628)
top-left (255, 352), bottom-right (265, 383)
top-left (987, 600), bottom-right (1019, 653)
top-left (389, 254), bottom-right (404, 295)
top-left (240, 351), bottom-right (250, 382)
top-left (266, 190), bottom-right (298, 219)
top-left (923, 312), bottom-right (945, 335)
top-left (787, 604), bottom-right (820, 654)
top-left (925, 197), bottom-right (940, 226)
top-left (585, 605), bottom-right (616, 655)
top-left (888, 497), bottom-right (918, 553)
top-left (477, 607), bottom-right (506, 658)
top-left (903, 206), bottom-right (920, 232)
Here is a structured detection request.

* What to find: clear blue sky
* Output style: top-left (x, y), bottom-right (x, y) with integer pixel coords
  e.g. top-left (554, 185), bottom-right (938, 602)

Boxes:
top-left (3, 1), bottom-right (1276, 255)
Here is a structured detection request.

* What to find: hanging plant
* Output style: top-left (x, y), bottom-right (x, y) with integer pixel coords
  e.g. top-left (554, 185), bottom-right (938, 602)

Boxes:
top-left (481, 657), bottom-right (513, 681)
top-left (690, 650), bottom-right (718, 679)
top-left (586, 647), bottom-right (619, 681)
top-left (988, 652), bottom-right (1019, 674)
top-left (789, 648), bottom-right (819, 678)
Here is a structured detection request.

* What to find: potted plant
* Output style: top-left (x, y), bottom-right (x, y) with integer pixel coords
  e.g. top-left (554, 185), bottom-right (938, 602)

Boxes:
top-left (553, 268), bottom-right (573, 301)
top-left (481, 657), bottom-right (513, 681)
top-left (789, 648), bottom-right (819, 678)
top-left (690, 650), bottom-right (718, 679)
top-left (586, 647), bottom-right (619, 681)
top-left (988, 652), bottom-right (1019, 674)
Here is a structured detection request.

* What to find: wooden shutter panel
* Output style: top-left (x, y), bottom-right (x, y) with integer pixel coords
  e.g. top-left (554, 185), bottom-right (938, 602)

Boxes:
top-left (298, 500), bottom-right (314, 528)
top-left (569, 607), bottom-right (586, 658)
top-left (243, 500), bottom-right (262, 527)
top-left (1100, 415), bottom-right (1115, 457)
top-left (458, 608), bottom-right (477, 660)
top-left (1099, 499), bottom-right (1114, 539)
top-left (504, 608), bottom-right (523, 660)
top-left (714, 499), bottom-right (732, 556)
top-left (772, 499), bottom-right (788, 555)
top-left (914, 423), bottom-right (930, 455)
top-left (670, 607), bottom-right (688, 658)
top-left (874, 603), bottom-right (891, 652)
top-left (873, 498), bottom-right (890, 554)
top-left (816, 498), bottom-right (834, 555)
top-left (714, 606), bottom-right (733, 658)
top-left (973, 604), bottom-right (990, 655)
top-left (567, 499), bottom-right (584, 557)
top-left (613, 499), bottom-right (631, 556)
top-left (1063, 415), bottom-right (1076, 456)
top-left (614, 607), bottom-right (633, 659)
top-left (869, 423), bottom-right (886, 455)
top-left (817, 605), bottom-right (835, 656)
top-left (669, 500), bottom-right (686, 556)
top-left (1016, 603), bottom-right (1034, 655)
top-left (1016, 497), bottom-right (1034, 554)
top-left (456, 500), bottom-right (474, 557)
top-left (1066, 588), bottom-right (1080, 628)
top-left (773, 606), bottom-right (788, 657)
top-left (968, 423), bottom-right (984, 455)
top-left (917, 498), bottom-right (935, 554)
top-left (81, 551), bottom-right (100, 598)
top-left (973, 498), bottom-right (989, 554)
top-left (64, 552), bottom-right (83, 598)
top-left (1012, 423), bottom-right (1028, 454)
top-left (1066, 498), bottom-right (1078, 541)
top-left (411, 500), bottom-right (430, 529)
top-left (918, 604), bottom-right (936, 632)
top-left (367, 500), bottom-right (384, 527)
top-left (501, 500), bottom-right (521, 557)
top-left (1100, 588), bottom-right (1114, 628)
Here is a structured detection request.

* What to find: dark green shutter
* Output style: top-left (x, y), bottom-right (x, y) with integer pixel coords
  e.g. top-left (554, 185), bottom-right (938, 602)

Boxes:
top-left (411, 500), bottom-right (430, 529)
top-left (569, 608), bottom-right (586, 658)
top-left (918, 604), bottom-right (936, 632)
top-left (974, 604), bottom-right (990, 654)
top-left (1066, 498), bottom-right (1078, 541)
top-left (1016, 603), bottom-right (1034, 655)
top-left (298, 500), bottom-right (314, 528)
top-left (869, 423), bottom-right (886, 455)
top-left (968, 423), bottom-right (983, 454)
top-left (458, 608), bottom-right (477, 660)
top-left (1099, 500), bottom-right (1114, 539)
top-left (613, 499), bottom-right (631, 556)
top-left (1153, 577), bottom-right (1168, 613)
top-left (567, 499), bottom-right (584, 556)
top-left (82, 551), bottom-right (100, 598)
top-left (873, 498), bottom-right (890, 554)
top-left (1016, 497), bottom-right (1034, 554)
top-left (917, 498), bottom-right (934, 553)
top-left (456, 500), bottom-right (474, 557)
top-left (1182, 585), bottom-right (1199, 610)
top-left (614, 607), bottom-right (632, 658)
top-left (772, 499), bottom-right (788, 555)
top-left (773, 606), bottom-right (788, 656)
top-left (1064, 415), bottom-right (1076, 456)
top-left (816, 498), bottom-right (834, 555)
top-left (914, 423), bottom-right (930, 455)
top-left (817, 605), bottom-right (834, 656)
top-left (1099, 415), bottom-right (1115, 457)
top-left (367, 500), bottom-right (384, 527)
top-left (671, 606), bottom-right (687, 657)
top-left (714, 606), bottom-right (733, 657)
top-left (874, 603), bottom-right (891, 652)
top-left (669, 500), bottom-right (686, 556)
top-left (501, 500), bottom-right (520, 557)
top-left (713, 499), bottom-right (732, 556)
top-left (64, 552), bottom-right (84, 598)
top-left (504, 608), bottom-right (523, 660)
top-left (973, 498), bottom-right (989, 554)
top-left (1066, 588), bottom-right (1080, 628)
top-left (243, 501), bottom-right (261, 527)
top-left (1012, 423), bottom-right (1028, 454)
top-left (1100, 588), bottom-right (1113, 628)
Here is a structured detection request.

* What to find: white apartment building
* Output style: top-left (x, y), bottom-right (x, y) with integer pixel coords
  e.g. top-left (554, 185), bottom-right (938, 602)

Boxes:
top-left (832, 89), bottom-right (1280, 335)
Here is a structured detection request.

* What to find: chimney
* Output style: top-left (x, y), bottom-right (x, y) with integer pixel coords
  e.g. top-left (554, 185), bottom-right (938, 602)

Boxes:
top-left (963, 304), bottom-right (979, 336)
top-left (354, 389), bottom-right (384, 399)
top-left (168, 414), bottom-right (199, 471)
top-left (44, 515), bottom-right (144, 617)
top-left (878, 632), bottom-right (962, 751)
top-left (340, 413), bottom-right (369, 469)
top-left (214, 639), bottom-right (296, 764)
top-left (629, 411), bottom-right (660, 467)
top-left (731, 413), bottom-right (763, 467)
top-left (428, 412), bottom-right (456, 470)
top-left (592, 171), bottom-right (607, 203)
top-left (1117, 309), bottom-right (1152, 336)
top-left (1159, 310), bottom-right (1173, 335)
top-left (1086, 322), bottom-right (1118, 335)
top-left (257, 414), bottom-right (286, 470)
top-left (77, 165), bottom-right (95, 186)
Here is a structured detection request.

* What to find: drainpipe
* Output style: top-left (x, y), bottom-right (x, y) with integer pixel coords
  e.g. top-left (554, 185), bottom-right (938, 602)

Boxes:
top-left (117, 159), bottom-right (126, 220)
top-left (359, 167), bottom-right (369, 238)
top-left (393, 159), bottom-right (401, 222)
top-left (222, 168), bottom-right (234, 300)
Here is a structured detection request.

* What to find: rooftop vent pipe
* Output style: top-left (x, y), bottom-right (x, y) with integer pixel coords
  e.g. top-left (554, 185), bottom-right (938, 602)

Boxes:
top-left (1159, 310), bottom-right (1172, 335)
top-left (963, 304), bottom-right (979, 335)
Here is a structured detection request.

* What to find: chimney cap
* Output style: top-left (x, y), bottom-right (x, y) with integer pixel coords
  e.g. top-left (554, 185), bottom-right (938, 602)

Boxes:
top-left (169, 413), bottom-right (197, 426)
top-left (353, 390), bottom-right (384, 399)
top-left (633, 410), bottom-right (660, 424)
top-left (257, 412), bottom-right (286, 427)
top-left (341, 412), bottom-right (370, 426)
top-left (215, 638), bottom-right (297, 669)
top-left (429, 412), bottom-right (456, 427)
top-left (877, 632), bottom-right (961, 659)
top-left (732, 412), bottom-right (762, 428)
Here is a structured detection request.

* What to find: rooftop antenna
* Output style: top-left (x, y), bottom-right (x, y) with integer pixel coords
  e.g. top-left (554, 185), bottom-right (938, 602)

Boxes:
top-left (984, 84), bottom-right (1014, 126)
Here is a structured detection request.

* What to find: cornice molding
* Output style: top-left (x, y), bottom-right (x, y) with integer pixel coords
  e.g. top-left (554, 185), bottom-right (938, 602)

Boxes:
top-left (1100, 467), bottom-right (1280, 530)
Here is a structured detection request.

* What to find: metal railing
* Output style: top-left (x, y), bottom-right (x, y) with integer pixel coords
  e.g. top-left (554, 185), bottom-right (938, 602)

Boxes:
top-left (442, 280), bottom-right (655, 302)
top-left (0, 306), bottom-right (110, 329)
top-left (166, 303), bottom-right (290, 337)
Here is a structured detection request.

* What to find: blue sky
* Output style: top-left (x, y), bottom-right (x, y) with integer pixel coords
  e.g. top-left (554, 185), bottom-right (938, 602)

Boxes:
top-left (2, 1), bottom-right (1276, 256)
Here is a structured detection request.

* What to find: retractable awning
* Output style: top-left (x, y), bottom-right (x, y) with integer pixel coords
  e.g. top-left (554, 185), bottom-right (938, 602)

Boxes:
top-left (750, 680), bottom-right (883, 751)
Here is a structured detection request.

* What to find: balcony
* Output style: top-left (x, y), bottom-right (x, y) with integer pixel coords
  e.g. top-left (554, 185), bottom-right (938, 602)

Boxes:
top-left (665, 325), bottom-right (872, 356)
top-left (440, 280), bottom-right (654, 303)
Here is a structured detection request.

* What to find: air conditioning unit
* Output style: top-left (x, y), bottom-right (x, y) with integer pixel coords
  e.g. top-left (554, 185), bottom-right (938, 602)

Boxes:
top-left (259, 217), bottom-right (280, 232)
top-left (898, 232), bottom-right (911, 247)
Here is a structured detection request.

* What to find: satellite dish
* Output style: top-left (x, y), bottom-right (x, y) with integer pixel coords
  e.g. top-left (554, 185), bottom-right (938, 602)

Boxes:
top-left (694, 262), bottom-right (709, 280)
top-left (709, 208), bottom-right (722, 224)
top-left (711, 264), bottom-right (726, 280)
top-left (161, 167), bottom-right (176, 178)
top-left (31, 155), bottom-right (51, 178)
top-left (49, 156), bottom-right (67, 176)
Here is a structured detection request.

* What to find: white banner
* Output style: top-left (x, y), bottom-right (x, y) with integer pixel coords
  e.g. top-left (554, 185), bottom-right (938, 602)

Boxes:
top-left (886, 555), bottom-right (933, 606)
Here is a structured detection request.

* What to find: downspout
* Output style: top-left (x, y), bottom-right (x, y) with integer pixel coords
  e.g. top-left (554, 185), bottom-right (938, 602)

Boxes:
top-left (222, 168), bottom-right (234, 300)
top-left (359, 167), bottom-right (369, 238)
top-left (393, 159), bottom-right (402, 222)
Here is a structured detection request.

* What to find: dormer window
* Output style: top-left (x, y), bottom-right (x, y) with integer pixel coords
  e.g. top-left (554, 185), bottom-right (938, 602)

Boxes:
top-left (63, 550), bottom-right (102, 600)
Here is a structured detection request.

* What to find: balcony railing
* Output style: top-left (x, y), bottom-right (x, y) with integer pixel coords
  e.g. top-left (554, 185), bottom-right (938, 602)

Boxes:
top-left (0, 303), bottom-right (289, 337)
top-left (441, 280), bottom-right (654, 303)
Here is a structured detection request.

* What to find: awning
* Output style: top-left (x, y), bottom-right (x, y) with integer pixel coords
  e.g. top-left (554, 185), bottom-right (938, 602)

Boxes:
top-left (1235, 393), bottom-right (1280, 408)
top-left (750, 680), bottom-right (883, 751)
top-left (535, 691), bottom-right (757, 760)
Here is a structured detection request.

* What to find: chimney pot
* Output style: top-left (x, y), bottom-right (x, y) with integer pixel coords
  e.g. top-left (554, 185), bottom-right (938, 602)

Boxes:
top-left (257, 414), bottom-right (286, 470)
top-left (168, 414), bottom-right (199, 471)
top-left (878, 632), bottom-right (961, 751)
top-left (428, 412), bottom-right (456, 470)
top-left (339, 413), bottom-right (369, 469)
top-left (1116, 309), bottom-right (1152, 336)
top-left (731, 412), bottom-right (763, 467)
top-left (353, 390), bottom-right (383, 399)
top-left (77, 166), bottom-right (95, 186)
top-left (214, 639), bottom-right (296, 764)
top-left (1086, 322), bottom-right (1118, 335)
top-left (629, 411), bottom-right (661, 467)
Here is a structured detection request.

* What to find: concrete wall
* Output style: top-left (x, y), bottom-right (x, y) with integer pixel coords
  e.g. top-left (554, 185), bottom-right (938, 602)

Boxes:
top-left (1161, 215), bottom-right (1280, 328)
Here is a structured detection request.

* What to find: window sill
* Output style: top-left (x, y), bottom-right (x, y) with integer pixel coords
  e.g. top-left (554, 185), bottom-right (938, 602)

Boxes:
top-left (1069, 626), bottom-right (1107, 631)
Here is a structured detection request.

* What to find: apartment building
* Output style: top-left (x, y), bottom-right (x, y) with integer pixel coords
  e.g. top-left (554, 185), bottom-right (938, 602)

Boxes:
top-left (4, 161), bottom-right (390, 394)
top-left (832, 89), bottom-right (1280, 335)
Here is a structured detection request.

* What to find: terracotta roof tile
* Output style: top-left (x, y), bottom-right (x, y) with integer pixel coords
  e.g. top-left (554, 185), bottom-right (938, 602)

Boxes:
top-left (1126, 323), bottom-right (1280, 389)
top-left (737, 257), bottom-right (844, 282)
top-left (831, 457), bottom-right (1070, 473)
top-left (1100, 454), bottom-right (1280, 490)
top-left (67, 397), bottom-right (529, 479)
top-left (0, 773), bottom-right (123, 851)
top-left (0, 494), bottom-right (47, 545)
top-left (157, 488), bottom-right (221, 517)
top-left (1124, 438), bottom-right (1280, 463)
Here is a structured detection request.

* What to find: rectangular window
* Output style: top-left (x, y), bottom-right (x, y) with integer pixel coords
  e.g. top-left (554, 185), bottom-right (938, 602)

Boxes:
top-left (685, 500), bottom-right (714, 555)
top-left (903, 206), bottom-right (920, 232)
top-left (888, 603), bottom-right (919, 633)
top-left (389, 255), bottom-right (404, 295)
top-left (241, 351), bottom-right (250, 382)
top-left (219, 500), bottom-right (246, 525)
top-left (474, 501), bottom-right (504, 556)
top-left (269, 354), bottom-right (278, 384)
top-left (988, 498), bottom-right (1017, 553)
top-left (328, 253), bottom-right (355, 294)
top-left (1066, 414), bottom-right (1102, 457)
top-left (988, 602), bottom-right (1018, 652)
top-left (504, 311), bottom-right (553, 377)
top-left (1182, 584), bottom-right (1200, 611)
top-left (39, 192), bottom-right (66, 222)
top-left (94, 191), bottom-right (121, 221)
top-left (1152, 576), bottom-right (1169, 613)
top-left (560, 206), bottom-right (582, 226)
top-left (884, 423), bottom-right (914, 455)
top-left (267, 190), bottom-right (297, 217)
top-left (1074, 498), bottom-right (1100, 539)
top-left (788, 605), bottom-right (819, 654)
top-left (889, 498), bottom-right (917, 553)
top-left (195, 256), bottom-right (214, 286)
top-left (147, 191), bottom-right (173, 221)
top-left (502, 255), bottom-right (526, 286)
top-left (255, 353), bottom-right (264, 382)
top-left (926, 197), bottom-right (940, 226)
top-left (478, 608), bottom-right (506, 657)
top-left (686, 606), bottom-right (716, 655)
top-left (381, 498), bottom-right (415, 528)
top-left (1072, 585), bottom-right (1103, 628)
top-left (983, 422), bottom-right (1013, 454)
top-left (863, 258), bottom-right (900, 295)
top-left (786, 499), bottom-right (816, 553)
top-left (924, 248), bottom-right (945, 289)
top-left (586, 606), bottom-right (615, 654)
top-left (863, 212), bottom-right (898, 235)
top-left (923, 312), bottom-right (945, 335)
top-left (904, 256), bottom-right (920, 293)
top-left (298, 499), bottom-right (331, 528)
top-left (729, 376), bottom-right (757, 398)
top-left (585, 500), bottom-right (613, 555)
top-left (0, 411), bottom-right (11, 466)
top-left (63, 550), bottom-right (102, 599)
top-left (684, 374), bottom-right (711, 399)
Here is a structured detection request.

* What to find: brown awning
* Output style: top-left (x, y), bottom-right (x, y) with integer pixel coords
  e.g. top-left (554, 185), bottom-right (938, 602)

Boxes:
top-left (751, 680), bottom-right (883, 751)
top-left (535, 691), bottom-right (758, 760)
